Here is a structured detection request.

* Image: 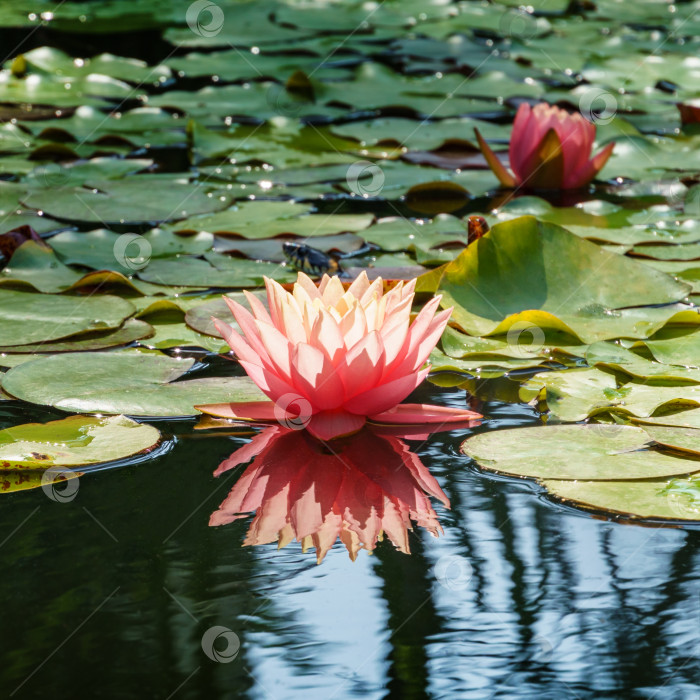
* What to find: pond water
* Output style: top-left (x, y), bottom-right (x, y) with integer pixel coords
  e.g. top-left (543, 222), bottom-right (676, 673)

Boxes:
top-left (0, 1), bottom-right (699, 698)
top-left (1, 373), bottom-right (698, 699)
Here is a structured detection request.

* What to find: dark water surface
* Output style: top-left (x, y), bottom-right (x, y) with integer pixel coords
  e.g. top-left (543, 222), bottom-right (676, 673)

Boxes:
top-left (1, 375), bottom-right (698, 700)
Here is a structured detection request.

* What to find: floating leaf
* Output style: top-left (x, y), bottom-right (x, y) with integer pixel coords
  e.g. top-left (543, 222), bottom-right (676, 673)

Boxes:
top-left (22, 178), bottom-right (232, 225)
top-left (542, 477), bottom-right (700, 522)
top-left (1, 351), bottom-right (266, 416)
top-left (405, 181), bottom-right (470, 215)
top-left (585, 341), bottom-right (700, 383)
top-left (0, 415), bottom-right (160, 470)
top-left (523, 368), bottom-right (700, 421)
top-left (462, 424), bottom-right (700, 480)
top-left (12, 46), bottom-right (171, 84)
top-left (0, 290), bottom-right (135, 347)
top-left (136, 255), bottom-right (294, 288)
top-left (49, 228), bottom-right (214, 271)
top-left (637, 327), bottom-right (700, 368)
top-left (436, 217), bottom-right (694, 343)
top-left (0, 318), bottom-right (152, 354)
top-left (441, 325), bottom-right (587, 360)
top-left (429, 348), bottom-right (551, 374)
top-left (184, 293), bottom-right (260, 337)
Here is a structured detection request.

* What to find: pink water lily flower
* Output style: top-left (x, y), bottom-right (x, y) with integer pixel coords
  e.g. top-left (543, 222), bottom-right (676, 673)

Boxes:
top-left (475, 102), bottom-right (615, 191)
top-left (197, 271), bottom-right (481, 440)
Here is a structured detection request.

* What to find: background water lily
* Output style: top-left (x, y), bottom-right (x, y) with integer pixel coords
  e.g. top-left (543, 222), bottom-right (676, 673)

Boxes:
top-left (476, 102), bottom-right (615, 191)
top-left (199, 272), bottom-right (481, 440)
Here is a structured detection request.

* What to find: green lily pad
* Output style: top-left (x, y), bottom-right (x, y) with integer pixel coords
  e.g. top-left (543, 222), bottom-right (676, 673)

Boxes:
top-left (22, 177), bottom-right (232, 225)
top-left (359, 215), bottom-right (467, 253)
top-left (523, 368), bottom-right (700, 421)
top-left (49, 228), bottom-right (214, 271)
top-left (170, 200), bottom-right (312, 235)
top-left (632, 241), bottom-right (700, 262)
top-left (23, 106), bottom-right (186, 149)
top-left (0, 69), bottom-right (138, 108)
top-left (585, 341), bottom-right (700, 383)
top-left (643, 425), bottom-right (700, 457)
top-left (639, 260), bottom-right (700, 294)
top-left (542, 476), bottom-right (700, 522)
top-left (1, 241), bottom-right (85, 292)
top-left (138, 320), bottom-right (227, 353)
top-left (631, 409), bottom-right (700, 430)
top-left (0, 414), bottom-right (160, 470)
top-left (0, 318), bottom-right (152, 353)
top-left (639, 327), bottom-right (700, 368)
top-left (462, 424), bottom-right (700, 480)
top-left (13, 46), bottom-right (171, 85)
top-left (441, 325), bottom-right (587, 360)
top-left (0, 290), bottom-right (135, 346)
top-left (0, 469), bottom-right (81, 495)
top-left (435, 217), bottom-right (693, 343)
top-left (214, 232), bottom-right (363, 261)
top-left (330, 117), bottom-right (509, 151)
top-left (565, 224), bottom-right (690, 247)
top-left (1, 351), bottom-right (266, 416)
top-left (429, 348), bottom-right (552, 374)
top-left (136, 254), bottom-right (294, 288)
top-left (0, 242), bottom-right (168, 295)
top-left (24, 158), bottom-right (154, 189)
top-left (183, 292), bottom-right (265, 337)
top-left (174, 207), bottom-right (373, 240)
top-left (0, 354), bottom-right (46, 369)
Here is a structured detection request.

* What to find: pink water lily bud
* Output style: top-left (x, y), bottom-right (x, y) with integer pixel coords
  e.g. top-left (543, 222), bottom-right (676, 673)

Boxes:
top-left (476, 102), bottom-right (615, 191)
top-left (198, 271), bottom-right (481, 440)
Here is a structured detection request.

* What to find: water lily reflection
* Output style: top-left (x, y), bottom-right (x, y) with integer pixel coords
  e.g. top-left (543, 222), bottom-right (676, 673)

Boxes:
top-left (209, 423), bottom-right (471, 562)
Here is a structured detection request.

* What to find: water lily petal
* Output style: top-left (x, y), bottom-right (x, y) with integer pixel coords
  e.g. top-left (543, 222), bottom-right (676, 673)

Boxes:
top-left (344, 367), bottom-right (430, 415)
top-left (370, 403), bottom-right (482, 424)
top-left (475, 128), bottom-right (516, 188)
top-left (306, 409), bottom-right (366, 440)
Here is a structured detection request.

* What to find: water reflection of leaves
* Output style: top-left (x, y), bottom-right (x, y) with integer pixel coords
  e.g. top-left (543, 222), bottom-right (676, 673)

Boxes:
top-left (209, 424), bottom-right (467, 563)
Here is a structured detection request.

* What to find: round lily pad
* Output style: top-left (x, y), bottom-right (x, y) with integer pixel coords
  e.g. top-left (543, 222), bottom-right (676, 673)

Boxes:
top-left (2, 351), bottom-right (267, 416)
top-left (437, 217), bottom-right (693, 343)
top-left (462, 424), bottom-right (700, 480)
top-left (0, 414), bottom-right (160, 470)
top-left (49, 228), bottom-right (215, 271)
top-left (543, 476), bottom-right (700, 522)
top-left (22, 178), bottom-right (232, 225)
top-left (0, 290), bottom-right (135, 347)
top-left (0, 318), bottom-right (153, 354)
top-left (184, 292), bottom-right (265, 337)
